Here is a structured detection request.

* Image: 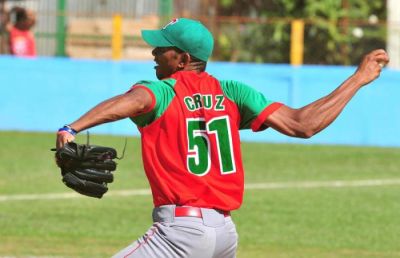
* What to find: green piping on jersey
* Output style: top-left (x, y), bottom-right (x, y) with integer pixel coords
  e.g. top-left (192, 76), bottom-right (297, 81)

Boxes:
top-left (219, 80), bottom-right (274, 129)
top-left (131, 78), bottom-right (176, 127)
top-left (131, 78), bottom-right (274, 129)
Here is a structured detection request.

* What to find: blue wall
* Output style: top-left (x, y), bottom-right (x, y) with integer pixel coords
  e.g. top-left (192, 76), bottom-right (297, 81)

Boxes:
top-left (1, 56), bottom-right (399, 147)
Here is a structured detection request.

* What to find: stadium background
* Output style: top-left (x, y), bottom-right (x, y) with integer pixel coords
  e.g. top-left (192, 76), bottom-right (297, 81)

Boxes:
top-left (0, 0), bottom-right (399, 147)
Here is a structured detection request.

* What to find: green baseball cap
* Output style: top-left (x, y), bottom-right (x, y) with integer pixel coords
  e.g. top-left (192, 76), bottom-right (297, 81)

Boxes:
top-left (141, 18), bottom-right (214, 62)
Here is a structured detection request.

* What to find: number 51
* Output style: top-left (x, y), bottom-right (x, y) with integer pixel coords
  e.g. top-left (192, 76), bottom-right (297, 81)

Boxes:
top-left (186, 116), bottom-right (236, 176)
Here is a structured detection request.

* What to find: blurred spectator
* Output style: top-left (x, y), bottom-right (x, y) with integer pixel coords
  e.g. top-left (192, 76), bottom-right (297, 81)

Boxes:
top-left (7, 6), bottom-right (36, 57)
top-left (0, 0), bottom-right (8, 54)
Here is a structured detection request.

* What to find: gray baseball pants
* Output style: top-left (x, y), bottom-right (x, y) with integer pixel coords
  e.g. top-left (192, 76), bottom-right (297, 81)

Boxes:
top-left (112, 205), bottom-right (238, 258)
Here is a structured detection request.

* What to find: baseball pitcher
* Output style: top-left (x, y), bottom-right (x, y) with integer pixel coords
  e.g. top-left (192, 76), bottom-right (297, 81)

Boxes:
top-left (55, 18), bottom-right (389, 258)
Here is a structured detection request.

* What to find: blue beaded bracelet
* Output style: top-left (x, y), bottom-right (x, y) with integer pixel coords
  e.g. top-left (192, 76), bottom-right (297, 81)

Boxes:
top-left (58, 125), bottom-right (77, 136)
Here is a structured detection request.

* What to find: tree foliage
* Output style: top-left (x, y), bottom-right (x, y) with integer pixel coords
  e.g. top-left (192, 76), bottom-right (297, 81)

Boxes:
top-left (216, 0), bottom-right (386, 65)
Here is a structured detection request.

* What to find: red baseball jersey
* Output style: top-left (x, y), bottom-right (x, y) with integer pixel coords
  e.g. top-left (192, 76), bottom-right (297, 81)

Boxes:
top-left (131, 71), bottom-right (282, 211)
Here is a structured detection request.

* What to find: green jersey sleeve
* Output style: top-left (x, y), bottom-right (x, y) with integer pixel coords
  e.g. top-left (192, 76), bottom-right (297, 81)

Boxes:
top-left (220, 80), bottom-right (283, 131)
top-left (129, 79), bottom-right (176, 127)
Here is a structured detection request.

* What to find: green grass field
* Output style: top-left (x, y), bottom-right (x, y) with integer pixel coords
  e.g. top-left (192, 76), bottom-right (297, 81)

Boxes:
top-left (1, 131), bottom-right (400, 258)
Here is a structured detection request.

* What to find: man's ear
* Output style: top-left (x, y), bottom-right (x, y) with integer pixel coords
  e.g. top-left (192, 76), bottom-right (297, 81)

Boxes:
top-left (178, 52), bottom-right (191, 68)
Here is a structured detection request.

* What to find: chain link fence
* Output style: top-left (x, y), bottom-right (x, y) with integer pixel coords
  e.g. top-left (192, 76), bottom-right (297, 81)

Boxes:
top-left (0, 0), bottom-right (388, 65)
top-left (0, 0), bottom-right (159, 58)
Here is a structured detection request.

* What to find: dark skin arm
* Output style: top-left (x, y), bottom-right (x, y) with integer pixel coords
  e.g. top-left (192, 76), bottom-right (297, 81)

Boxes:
top-left (56, 48), bottom-right (196, 149)
top-left (57, 49), bottom-right (389, 147)
top-left (56, 87), bottom-right (153, 149)
top-left (264, 49), bottom-right (390, 138)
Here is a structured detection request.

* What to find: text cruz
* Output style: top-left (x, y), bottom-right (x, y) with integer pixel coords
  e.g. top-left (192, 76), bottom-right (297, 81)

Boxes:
top-left (184, 94), bottom-right (225, 111)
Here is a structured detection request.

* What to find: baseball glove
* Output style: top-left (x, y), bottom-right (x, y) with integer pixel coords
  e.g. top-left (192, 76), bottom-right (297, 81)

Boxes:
top-left (54, 142), bottom-right (118, 198)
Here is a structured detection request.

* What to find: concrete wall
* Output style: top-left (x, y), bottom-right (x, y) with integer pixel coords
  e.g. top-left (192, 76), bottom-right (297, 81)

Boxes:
top-left (1, 56), bottom-right (399, 147)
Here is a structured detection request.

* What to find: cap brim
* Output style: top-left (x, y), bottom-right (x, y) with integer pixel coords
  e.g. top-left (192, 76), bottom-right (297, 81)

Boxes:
top-left (141, 30), bottom-right (173, 47)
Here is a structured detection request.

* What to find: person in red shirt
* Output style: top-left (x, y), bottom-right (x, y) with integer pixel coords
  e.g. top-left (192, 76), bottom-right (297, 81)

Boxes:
top-left (55, 18), bottom-right (389, 258)
top-left (8, 6), bottom-right (36, 57)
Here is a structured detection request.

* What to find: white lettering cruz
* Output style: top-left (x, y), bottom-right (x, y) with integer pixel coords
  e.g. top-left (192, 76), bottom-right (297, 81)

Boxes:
top-left (183, 94), bottom-right (225, 112)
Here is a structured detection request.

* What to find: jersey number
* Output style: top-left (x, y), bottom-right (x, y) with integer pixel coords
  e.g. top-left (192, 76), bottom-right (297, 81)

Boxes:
top-left (186, 116), bottom-right (236, 176)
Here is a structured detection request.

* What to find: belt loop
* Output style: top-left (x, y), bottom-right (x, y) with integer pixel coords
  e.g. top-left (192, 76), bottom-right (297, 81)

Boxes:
top-left (201, 208), bottom-right (226, 227)
top-left (152, 205), bottom-right (175, 223)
